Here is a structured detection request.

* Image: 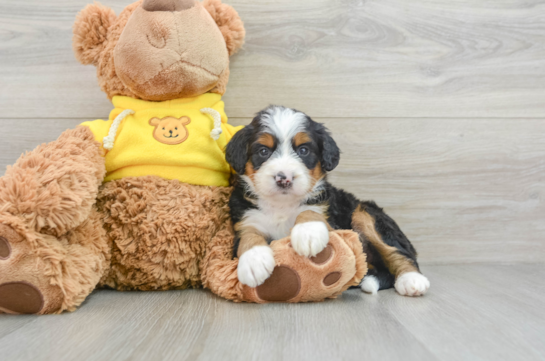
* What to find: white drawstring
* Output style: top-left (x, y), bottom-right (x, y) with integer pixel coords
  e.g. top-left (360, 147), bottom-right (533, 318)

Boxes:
top-left (200, 107), bottom-right (223, 140)
top-left (103, 109), bottom-right (135, 150)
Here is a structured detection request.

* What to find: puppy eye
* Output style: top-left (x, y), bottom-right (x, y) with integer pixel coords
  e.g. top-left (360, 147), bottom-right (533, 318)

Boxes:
top-left (298, 146), bottom-right (310, 157)
top-left (259, 148), bottom-right (271, 158)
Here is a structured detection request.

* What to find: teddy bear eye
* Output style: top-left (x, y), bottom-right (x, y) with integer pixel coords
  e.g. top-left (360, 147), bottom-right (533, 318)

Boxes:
top-left (175, 127), bottom-right (178, 130)
top-left (162, 127), bottom-right (165, 130)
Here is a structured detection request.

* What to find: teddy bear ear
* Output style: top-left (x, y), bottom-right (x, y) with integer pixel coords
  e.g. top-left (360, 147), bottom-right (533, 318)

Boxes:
top-left (203, 0), bottom-right (246, 56)
top-left (149, 117), bottom-right (161, 126)
top-left (72, 3), bottom-right (117, 65)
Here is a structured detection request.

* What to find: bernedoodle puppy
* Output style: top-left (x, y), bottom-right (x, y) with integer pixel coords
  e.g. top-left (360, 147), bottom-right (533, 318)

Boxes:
top-left (225, 106), bottom-right (430, 297)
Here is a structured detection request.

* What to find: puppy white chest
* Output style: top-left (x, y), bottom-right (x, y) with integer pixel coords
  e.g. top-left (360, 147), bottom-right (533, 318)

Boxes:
top-left (242, 201), bottom-right (324, 241)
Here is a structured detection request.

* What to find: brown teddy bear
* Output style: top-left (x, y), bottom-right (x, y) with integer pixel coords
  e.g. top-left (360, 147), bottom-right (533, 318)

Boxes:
top-left (0, 0), bottom-right (367, 314)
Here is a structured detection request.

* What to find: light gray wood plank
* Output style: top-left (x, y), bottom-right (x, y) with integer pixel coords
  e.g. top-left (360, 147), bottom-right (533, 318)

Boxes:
top-left (387, 264), bottom-right (545, 361)
top-left (323, 117), bottom-right (545, 264)
top-left (1, 117), bottom-right (543, 264)
top-left (0, 317), bottom-right (37, 339)
top-left (0, 119), bottom-right (83, 173)
top-left (1, 265), bottom-right (544, 361)
top-left (194, 291), bottom-right (437, 361)
top-left (2, 0), bottom-right (545, 119)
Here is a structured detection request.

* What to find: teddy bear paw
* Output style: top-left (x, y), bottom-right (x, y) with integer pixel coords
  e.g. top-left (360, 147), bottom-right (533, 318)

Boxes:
top-left (240, 230), bottom-right (366, 303)
top-left (0, 223), bottom-right (63, 314)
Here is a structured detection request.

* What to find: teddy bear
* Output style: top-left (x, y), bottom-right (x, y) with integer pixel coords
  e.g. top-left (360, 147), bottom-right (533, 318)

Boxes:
top-left (0, 0), bottom-right (367, 314)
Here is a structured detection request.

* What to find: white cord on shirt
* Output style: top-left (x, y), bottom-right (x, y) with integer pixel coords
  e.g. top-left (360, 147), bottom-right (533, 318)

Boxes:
top-left (103, 109), bottom-right (135, 150)
top-left (200, 107), bottom-right (223, 140)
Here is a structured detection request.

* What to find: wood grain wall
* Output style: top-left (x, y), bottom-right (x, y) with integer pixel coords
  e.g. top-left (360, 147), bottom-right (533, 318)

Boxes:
top-left (0, 0), bottom-right (543, 264)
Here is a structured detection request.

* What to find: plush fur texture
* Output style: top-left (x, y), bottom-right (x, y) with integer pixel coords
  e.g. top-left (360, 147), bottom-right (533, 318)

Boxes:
top-left (0, 127), bottom-right (105, 238)
top-left (97, 177), bottom-right (233, 291)
top-left (73, 3), bottom-right (117, 66)
top-left (203, 0), bottom-right (245, 56)
top-left (113, 2), bottom-right (230, 100)
top-left (0, 0), bottom-right (365, 314)
top-left (0, 127), bottom-right (109, 313)
top-left (73, 0), bottom-right (245, 101)
top-left (202, 229), bottom-right (367, 303)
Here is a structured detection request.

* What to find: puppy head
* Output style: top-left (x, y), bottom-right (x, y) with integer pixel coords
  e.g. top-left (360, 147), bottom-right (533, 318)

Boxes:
top-left (226, 106), bottom-right (340, 200)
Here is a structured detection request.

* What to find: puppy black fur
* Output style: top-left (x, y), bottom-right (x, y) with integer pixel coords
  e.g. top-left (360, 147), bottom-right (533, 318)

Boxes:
top-left (226, 105), bottom-right (422, 292)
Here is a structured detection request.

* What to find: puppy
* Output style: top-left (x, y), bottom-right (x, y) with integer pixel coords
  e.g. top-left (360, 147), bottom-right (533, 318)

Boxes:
top-left (225, 106), bottom-right (430, 297)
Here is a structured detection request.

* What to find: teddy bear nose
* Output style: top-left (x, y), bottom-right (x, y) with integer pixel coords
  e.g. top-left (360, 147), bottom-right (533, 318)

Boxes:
top-left (142, 0), bottom-right (195, 12)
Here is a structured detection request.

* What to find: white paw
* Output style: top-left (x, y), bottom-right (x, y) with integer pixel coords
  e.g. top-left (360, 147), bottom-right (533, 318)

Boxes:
top-left (395, 272), bottom-right (430, 297)
top-left (290, 221), bottom-right (329, 257)
top-left (360, 275), bottom-right (379, 295)
top-left (237, 246), bottom-right (276, 287)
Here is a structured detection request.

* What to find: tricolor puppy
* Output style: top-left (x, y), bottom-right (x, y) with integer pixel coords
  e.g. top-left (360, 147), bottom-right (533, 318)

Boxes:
top-left (225, 106), bottom-right (430, 296)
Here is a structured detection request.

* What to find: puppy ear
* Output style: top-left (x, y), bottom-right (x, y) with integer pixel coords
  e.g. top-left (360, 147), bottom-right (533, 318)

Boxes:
top-left (317, 124), bottom-right (340, 172)
top-left (226, 126), bottom-right (252, 174)
top-left (73, 3), bottom-right (117, 65)
top-left (203, 0), bottom-right (245, 56)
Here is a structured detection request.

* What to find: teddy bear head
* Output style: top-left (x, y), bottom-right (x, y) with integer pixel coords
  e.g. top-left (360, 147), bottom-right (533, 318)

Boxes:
top-left (72, 0), bottom-right (245, 101)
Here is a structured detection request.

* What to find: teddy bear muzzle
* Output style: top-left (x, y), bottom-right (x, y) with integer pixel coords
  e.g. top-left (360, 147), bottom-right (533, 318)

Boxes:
top-left (113, 0), bottom-right (229, 100)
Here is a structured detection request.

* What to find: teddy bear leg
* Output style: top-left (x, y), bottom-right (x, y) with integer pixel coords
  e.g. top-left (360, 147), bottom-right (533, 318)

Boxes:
top-left (0, 208), bottom-right (109, 314)
top-left (0, 126), bottom-right (107, 313)
top-left (0, 126), bottom-right (105, 237)
top-left (200, 222), bottom-right (241, 301)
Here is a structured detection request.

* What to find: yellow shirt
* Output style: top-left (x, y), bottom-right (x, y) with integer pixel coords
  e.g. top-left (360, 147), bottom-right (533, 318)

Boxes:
top-left (81, 93), bottom-right (242, 187)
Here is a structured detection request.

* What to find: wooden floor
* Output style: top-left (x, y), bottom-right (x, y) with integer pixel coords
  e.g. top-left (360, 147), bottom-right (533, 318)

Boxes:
top-left (1, 0), bottom-right (545, 360)
top-left (0, 264), bottom-right (543, 361)
top-left (1, 0), bottom-right (544, 264)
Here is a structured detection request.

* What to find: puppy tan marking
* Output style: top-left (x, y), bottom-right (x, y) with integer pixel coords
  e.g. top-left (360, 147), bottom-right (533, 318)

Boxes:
top-left (293, 132), bottom-right (311, 147)
top-left (235, 223), bottom-right (269, 257)
top-left (309, 162), bottom-right (324, 184)
top-left (244, 162), bottom-right (256, 181)
top-left (294, 210), bottom-right (333, 230)
top-left (235, 223), bottom-right (276, 287)
top-left (351, 206), bottom-right (418, 277)
top-left (256, 133), bottom-right (275, 149)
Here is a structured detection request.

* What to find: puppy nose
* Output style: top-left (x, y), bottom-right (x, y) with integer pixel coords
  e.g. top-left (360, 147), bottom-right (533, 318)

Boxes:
top-left (169, 130), bottom-right (173, 134)
top-left (275, 172), bottom-right (293, 189)
top-left (143, 0), bottom-right (195, 12)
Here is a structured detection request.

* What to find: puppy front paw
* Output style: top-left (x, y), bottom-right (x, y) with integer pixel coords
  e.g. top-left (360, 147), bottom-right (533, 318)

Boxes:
top-left (395, 272), bottom-right (430, 297)
top-left (237, 246), bottom-right (276, 287)
top-left (290, 221), bottom-right (329, 257)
